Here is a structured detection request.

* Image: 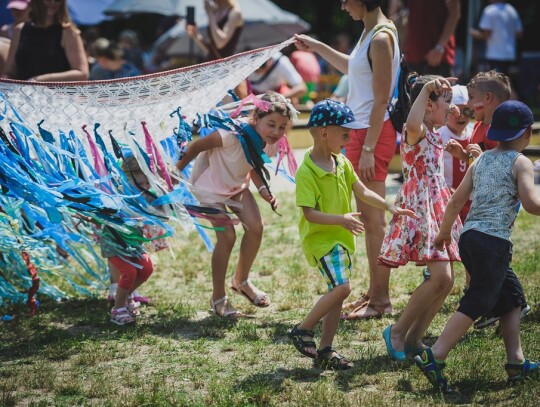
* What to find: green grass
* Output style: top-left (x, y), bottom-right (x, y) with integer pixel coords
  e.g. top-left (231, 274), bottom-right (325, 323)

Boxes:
top-left (1, 191), bottom-right (539, 406)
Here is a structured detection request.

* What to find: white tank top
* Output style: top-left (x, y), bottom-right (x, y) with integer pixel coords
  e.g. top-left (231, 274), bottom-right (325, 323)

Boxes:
top-left (347, 24), bottom-right (400, 129)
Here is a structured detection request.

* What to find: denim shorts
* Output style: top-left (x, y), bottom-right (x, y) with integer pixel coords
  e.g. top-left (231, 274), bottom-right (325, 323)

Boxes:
top-left (457, 230), bottom-right (526, 320)
top-left (316, 245), bottom-right (352, 291)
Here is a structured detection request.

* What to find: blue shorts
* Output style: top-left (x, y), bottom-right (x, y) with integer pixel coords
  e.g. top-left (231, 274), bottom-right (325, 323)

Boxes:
top-left (316, 245), bottom-right (352, 291)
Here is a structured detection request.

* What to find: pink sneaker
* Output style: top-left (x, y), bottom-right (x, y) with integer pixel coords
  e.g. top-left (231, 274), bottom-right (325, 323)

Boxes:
top-left (132, 290), bottom-right (150, 305)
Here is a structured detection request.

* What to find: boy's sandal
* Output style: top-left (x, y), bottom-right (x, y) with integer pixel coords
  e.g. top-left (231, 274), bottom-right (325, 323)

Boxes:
top-left (505, 358), bottom-right (539, 384)
top-left (315, 346), bottom-right (353, 370)
top-left (230, 279), bottom-right (270, 308)
top-left (209, 296), bottom-right (245, 318)
top-left (287, 324), bottom-right (318, 359)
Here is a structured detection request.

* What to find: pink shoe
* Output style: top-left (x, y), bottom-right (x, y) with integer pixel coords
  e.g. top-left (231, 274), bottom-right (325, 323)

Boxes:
top-left (110, 307), bottom-right (135, 325)
top-left (132, 290), bottom-right (150, 304)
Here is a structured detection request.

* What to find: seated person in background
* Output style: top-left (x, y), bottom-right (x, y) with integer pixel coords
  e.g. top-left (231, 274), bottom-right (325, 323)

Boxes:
top-left (248, 52), bottom-right (307, 103)
top-left (288, 47), bottom-right (321, 105)
top-left (330, 74), bottom-right (349, 103)
top-left (89, 43), bottom-right (141, 81)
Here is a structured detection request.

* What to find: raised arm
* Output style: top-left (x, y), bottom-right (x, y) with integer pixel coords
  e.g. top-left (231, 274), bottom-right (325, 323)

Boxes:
top-left (515, 155), bottom-right (540, 215)
top-left (294, 34), bottom-right (350, 75)
top-left (175, 130), bottom-right (223, 172)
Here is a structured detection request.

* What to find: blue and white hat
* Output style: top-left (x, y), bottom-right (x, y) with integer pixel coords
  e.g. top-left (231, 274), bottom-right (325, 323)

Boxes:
top-left (307, 99), bottom-right (359, 129)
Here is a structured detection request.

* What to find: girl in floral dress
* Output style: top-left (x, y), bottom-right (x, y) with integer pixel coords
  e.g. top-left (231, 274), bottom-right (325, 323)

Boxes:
top-left (378, 75), bottom-right (462, 361)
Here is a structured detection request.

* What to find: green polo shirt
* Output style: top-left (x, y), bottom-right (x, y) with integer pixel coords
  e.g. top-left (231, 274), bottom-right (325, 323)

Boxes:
top-left (296, 148), bottom-right (359, 266)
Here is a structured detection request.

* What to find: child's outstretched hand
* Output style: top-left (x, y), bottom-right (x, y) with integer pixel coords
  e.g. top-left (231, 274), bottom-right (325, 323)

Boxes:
top-left (341, 212), bottom-right (364, 236)
top-left (434, 230), bottom-right (451, 251)
top-left (389, 206), bottom-right (418, 219)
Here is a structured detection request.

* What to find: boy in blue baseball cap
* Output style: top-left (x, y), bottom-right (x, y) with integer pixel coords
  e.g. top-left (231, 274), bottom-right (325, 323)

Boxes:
top-left (288, 99), bottom-right (416, 370)
top-left (416, 100), bottom-right (540, 392)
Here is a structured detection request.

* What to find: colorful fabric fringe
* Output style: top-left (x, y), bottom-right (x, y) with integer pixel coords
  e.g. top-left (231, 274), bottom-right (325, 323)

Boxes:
top-left (0, 41), bottom-right (294, 310)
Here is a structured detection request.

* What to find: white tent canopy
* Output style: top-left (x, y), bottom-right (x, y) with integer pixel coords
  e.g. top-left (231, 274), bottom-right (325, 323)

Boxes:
top-left (153, 0), bottom-right (310, 57)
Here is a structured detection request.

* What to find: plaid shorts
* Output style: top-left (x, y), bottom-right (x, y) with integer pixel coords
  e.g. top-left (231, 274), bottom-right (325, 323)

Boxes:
top-left (316, 245), bottom-right (352, 291)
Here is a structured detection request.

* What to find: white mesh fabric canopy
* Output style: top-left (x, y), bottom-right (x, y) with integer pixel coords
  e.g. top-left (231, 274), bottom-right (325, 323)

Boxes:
top-left (0, 41), bottom-right (289, 145)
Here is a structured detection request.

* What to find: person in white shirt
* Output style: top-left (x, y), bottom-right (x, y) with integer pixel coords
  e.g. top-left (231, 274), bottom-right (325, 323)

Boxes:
top-left (470, 0), bottom-right (523, 75)
top-left (248, 52), bottom-right (307, 101)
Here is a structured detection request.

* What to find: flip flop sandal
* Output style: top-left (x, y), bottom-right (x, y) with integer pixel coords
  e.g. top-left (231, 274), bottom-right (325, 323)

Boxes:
top-left (231, 279), bottom-right (270, 308)
top-left (315, 346), bottom-right (353, 370)
top-left (287, 324), bottom-right (318, 359)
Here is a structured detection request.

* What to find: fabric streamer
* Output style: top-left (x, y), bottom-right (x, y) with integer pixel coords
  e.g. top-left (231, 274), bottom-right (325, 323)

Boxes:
top-left (0, 41), bottom-right (294, 310)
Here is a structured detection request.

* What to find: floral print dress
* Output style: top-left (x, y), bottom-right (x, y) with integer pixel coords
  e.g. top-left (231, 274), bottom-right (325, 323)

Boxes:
top-left (379, 129), bottom-right (462, 267)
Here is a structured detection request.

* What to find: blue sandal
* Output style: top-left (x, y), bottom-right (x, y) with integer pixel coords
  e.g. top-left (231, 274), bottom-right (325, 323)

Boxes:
top-left (505, 358), bottom-right (539, 384)
top-left (414, 348), bottom-right (451, 393)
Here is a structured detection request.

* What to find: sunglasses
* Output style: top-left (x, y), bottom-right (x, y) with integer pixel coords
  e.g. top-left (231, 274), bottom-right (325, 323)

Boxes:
top-left (460, 107), bottom-right (475, 119)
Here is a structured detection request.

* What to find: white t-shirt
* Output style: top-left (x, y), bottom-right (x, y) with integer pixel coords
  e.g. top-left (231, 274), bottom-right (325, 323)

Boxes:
top-left (479, 3), bottom-right (523, 61)
top-left (248, 52), bottom-right (304, 94)
top-left (347, 24), bottom-right (400, 129)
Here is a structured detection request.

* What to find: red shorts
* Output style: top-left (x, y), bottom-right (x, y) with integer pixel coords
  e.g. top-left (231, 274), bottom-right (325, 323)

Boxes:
top-left (345, 119), bottom-right (397, 182)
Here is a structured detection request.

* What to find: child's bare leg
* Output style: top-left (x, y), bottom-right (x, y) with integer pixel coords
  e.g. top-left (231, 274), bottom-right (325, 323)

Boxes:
top-left (211, 222), bottom-right (236, 300)
top-left (431, 311), bottom-right (474, 360)
top-left (405, 261), bottom-right (454, 348)
top-left (298, 283), bottom-right (351, 355)
top-left (232, 190), bottom-right (268, 304)
top-left (320, 300), bottom-right (345, 350)
top-left (391, 261), bottom-right (453, 353)
top-left (499, 306), bottom-right (524, 363)
top-left (300, 284), bottom-right (351, 331)
top-left (114, 286), bottom-right (130, 309)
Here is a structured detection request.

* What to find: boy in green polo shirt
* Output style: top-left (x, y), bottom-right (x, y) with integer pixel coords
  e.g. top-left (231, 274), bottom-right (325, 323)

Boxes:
top-left (288, 99), bottom-right (416, 370)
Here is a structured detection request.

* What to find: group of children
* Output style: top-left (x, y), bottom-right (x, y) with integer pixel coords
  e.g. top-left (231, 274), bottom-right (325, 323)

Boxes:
top-left (287, 69), bottom-right (539, 391)
top-left (107, 69), bottom-right (539, 391)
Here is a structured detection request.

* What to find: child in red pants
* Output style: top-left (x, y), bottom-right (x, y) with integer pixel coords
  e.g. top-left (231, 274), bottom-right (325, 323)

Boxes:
top-left (100, 156), bottom-right (156, 325)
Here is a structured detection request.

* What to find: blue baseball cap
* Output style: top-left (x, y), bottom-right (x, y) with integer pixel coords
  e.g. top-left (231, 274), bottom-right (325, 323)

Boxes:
top-left (487, 100), bottom-right (534, 142)
top-left (307, 99), bottom-right (359, 129)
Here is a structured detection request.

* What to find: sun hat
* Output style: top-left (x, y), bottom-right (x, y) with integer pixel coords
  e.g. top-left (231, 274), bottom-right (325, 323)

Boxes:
top-left (451, 85), bottom-right (468, 105)
top-left (487, 100), bottom-right (534, 142)
top-left (7, 0), bottom-right (30, 11)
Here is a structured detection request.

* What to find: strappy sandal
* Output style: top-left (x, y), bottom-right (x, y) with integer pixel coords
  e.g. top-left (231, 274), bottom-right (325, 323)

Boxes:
top-left (209, 296), bottom-right (244, 318)
top-left (341, 300), bottom-right (392, 320)
top-left (230, 279), bottom-right (270, 308)
top-left (110, 307), bottom-right (136, 326)
top-left (342, 293), bottom-right (370, 312)
top-left (315, 346), bottom-right (353, 370)
top-left (287, 324), bottom-right (318, 359)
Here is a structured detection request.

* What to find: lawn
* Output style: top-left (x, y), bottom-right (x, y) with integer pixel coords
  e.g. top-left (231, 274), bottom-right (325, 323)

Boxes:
top-left (1, 191), bottom-right (539, 406)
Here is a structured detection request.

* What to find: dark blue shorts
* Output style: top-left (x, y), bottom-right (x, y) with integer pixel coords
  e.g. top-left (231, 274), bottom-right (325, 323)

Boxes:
top-left (457, 230), bottom-right (526, 321)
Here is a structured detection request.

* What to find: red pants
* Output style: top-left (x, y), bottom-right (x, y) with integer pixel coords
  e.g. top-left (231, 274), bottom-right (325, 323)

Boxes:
top-left (109, 254), bottom-right (153, 291)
